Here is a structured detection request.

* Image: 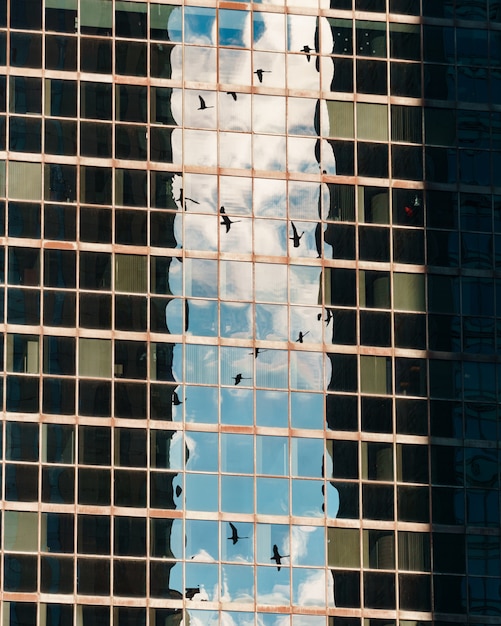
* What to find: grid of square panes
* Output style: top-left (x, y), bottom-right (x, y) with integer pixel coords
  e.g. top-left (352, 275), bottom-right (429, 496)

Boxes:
top-left (0, 0), bottom-right (499, 624)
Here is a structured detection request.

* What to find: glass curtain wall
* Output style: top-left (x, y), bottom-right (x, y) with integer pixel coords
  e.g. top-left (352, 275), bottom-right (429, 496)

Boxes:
top-left (1, 0), bottom-right (501, 625)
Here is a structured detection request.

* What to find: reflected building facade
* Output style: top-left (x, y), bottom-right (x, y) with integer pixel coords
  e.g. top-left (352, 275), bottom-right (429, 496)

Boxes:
top-left (1, 0), bottom-right (501, 625)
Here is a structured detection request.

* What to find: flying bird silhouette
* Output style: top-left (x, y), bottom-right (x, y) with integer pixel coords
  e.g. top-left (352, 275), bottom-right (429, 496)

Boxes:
top-left (177, 188), bottom-right (200, 210)
top-left (249, 347), bottom-right (269, 358)
top-left (289, 222), bottom-right (304, 248)
top-left (270, 544), bottom-right (289, 571)
top-left (233, 373), bottom-right (251, 385)
top-left (227, 91), bottom-right (237, 101)
top-left (296, 331), bottom-right (309, 343)
top-left (228, 522), bottom-right (248, 545)
top-left (197, 95), bottom-right (214, 110)
top-left (301, 45), bottom-right (312, 61)
top-left (254, 69), bottom-right (271, 83)
top-left (220, 213), bottom-right (241, 233)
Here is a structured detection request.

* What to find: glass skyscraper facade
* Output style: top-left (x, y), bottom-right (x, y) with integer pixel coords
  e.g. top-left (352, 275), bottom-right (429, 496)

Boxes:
top-left (1, 0), bottom-right (501, 625)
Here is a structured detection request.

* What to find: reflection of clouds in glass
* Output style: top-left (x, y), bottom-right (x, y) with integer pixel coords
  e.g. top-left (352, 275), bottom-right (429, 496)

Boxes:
top-left (257, 567), bottom-right (291, 605)
top-left (290, 352), bottom-right (323, 391)
top-left (256, 304), bottom-right (288, 341)
top-left (287, 55), bottom-right (319, 90)
top-left (184, 214), bottom-right (218, 251)
top-left (184, 7), bottom-right (216, 44)
top-left (185, 474), bottom-right (218, 512)
top-left (184, 130), bottom-right (218, 167)
top-left (219, 92), bottom-right (252, 133)
top-left (170, 87), bottom-right (183, 127)
top-left (185, 432), bottom-right (218, 471)
top-left (290, 307), bottom-right (322, 343)
top-left (253, 135), bottom-right (287, 172)
top-left (220, 261), bottom-right (253, 300)
top-left (319, 54), bottom-right (335, 88)
top-left (292, 479), bottom-right (324, 517)
top-left (189, 549), bottom-right (217, 562)
top-left (219, 132), bottom-right (252, 169)
top-left (222, 520), bottom-right (254, 561)
top-left (185, 345), bottom-right (218, 385)
top-left (280, 18), bottom-right (320, 148)
top-left (186, 520), bottom-right (218, 561)
top-left (256, 390), bottom-right (288, 427)
top-left (220, 302), bottom-right (253, 339)
top-left (253, 178), bottom-right (287, 217)
top-left (184, 87), bottom-right (217, 128)
top-left (287, 137), bottom-right (320, 174)
top-left (291, 392), bottom-right (324, 430)
top-left (320, 134), bottom-right (336, 175)
top-left (219, 217), bottom-right (253, 254)
top-left (287, 15), bottom-right (317, 52)
top-left (220, 346), bottom-right (254, 386)
top-left (219, 10), bottom-right (251, 47)
top-left (172, 343), bottom-right (183, 382)
top-left (221, 475), bottom-right (254, 513)
top-left (255, 263), bottom-right (287, 302)
top-left (254, 13), bottom-right (285, 49)
top-left (186, 299), bottom-right (217, 337)
top-left (170, 128), bottom-right (183, 164)
top-left (184, 385), bottom-right (218, 423)
top-left (166, 258), bottom-right (183, 295)
top-left (291, 526), bottom-right (325, 565)
top-left (187, 611), bottom-right (218, 626)
top-left (253, 95), bottom-right (286, 134)
top-left (323, 354), bottom-right (333, 391)
top-left (255, 349), bottom-right (288, 389)
top-left (185, 259), bottom-right (217, 298)
top-left (326, 482), bottom-right (339, 519)
top-left (287, 220), bottom-right (320, 257)
top-left (257, 617), bottom-right (290, 626)
top-left (293, 568), bottom-right (326, 606)
top-left (292, 615), bottom-right (327, 626)
top-left (287, 98), bottom-right (318, 136)
top-left (319, 15), bottom-right (335, 54)
top-left (163, 6), bottom-right (182, 40)
top-left (288, 182), bottom-right (320, 219)
top-left (257, 477), bottom-right (289, 515)
top-left (221, 564), bottom-right (254, 602)
top-left (318, 99), bottom-right (333, 140)
top-left (221, 387), bottom-right (253, 426)
top-left (254, 219), bottom-right (287, 255)
top-left (179, 173), bottom-right (218, 212)
top-left (173, 214), bottom-right (183, 247)
top-left (220, 176), bottom-right (252, 214)
top-left (218, 48), bottom-right (251, 84)
top-left (292, 523), bottom-right (313, 556)
top-left (221, 612), bottom-right (254, 626)
top-left (290, 266), bottom-right (322, 304)
top-left (169, 431), bottom-right (184, 470)
top-left (319, 182), bottom-right (332, 222)
top-left (252, 51), bottom-right (286, 88)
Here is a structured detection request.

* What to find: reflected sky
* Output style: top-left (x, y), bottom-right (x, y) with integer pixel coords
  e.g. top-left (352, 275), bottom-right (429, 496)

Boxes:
top-left (159, 3), bottom-right (337, 612)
